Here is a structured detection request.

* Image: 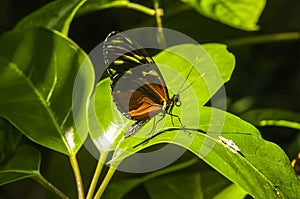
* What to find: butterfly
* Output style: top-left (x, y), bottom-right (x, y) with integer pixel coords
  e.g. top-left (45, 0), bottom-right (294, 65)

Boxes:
top-left (292, 152), bottom-right (300, 179)
top-left (103, 31), bottom-right (196, 138)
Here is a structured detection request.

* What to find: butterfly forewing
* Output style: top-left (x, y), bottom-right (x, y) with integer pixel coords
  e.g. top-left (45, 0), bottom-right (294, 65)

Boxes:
top-left (103, 31), bottom-right (170, 122)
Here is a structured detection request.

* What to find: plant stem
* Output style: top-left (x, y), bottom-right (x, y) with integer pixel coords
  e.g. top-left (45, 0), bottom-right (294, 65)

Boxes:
top-left (93, 166), bottom-right (117, 199)
top-left (33, 174), bottom-right (69, 199)
top-left (86, 152), bottom-right (109, 199)
top-left (123, 1), bottom-right (156, 16)
top-left (225, 32), bottom-right (300, 47)
top-left (153, 0), bottom-right (166, 48)
top-left (78, 1), bottom-right (156, 16)
top-left (69, 154), bottom-right (85, 199)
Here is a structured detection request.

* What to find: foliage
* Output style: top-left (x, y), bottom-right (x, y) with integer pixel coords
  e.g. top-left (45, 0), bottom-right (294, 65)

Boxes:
top-left (0, 0), bottom-right (299, 198)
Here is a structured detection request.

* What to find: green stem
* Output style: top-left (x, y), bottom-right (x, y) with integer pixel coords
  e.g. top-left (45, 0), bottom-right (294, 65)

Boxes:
top-left (123, 2), bottom-right (156, 16)
top-left (62, 0), bottom-right (88, 35)
top-left (153, 0), bottom-right (166, 47)
top-left (153, 0), bottom-right (163, 29)
top-left (78, 1), bottom-right (155, 16)
top-left (86, 152), bottom-right (109, 199)
top-left (69, 154), bottom-right (85, 199)
top-left (225, 32), bottom-right (300, 47)
top-left (33, 174), bottom-right (69, 199)
top-left (93, 166), bottom-right (117, 199)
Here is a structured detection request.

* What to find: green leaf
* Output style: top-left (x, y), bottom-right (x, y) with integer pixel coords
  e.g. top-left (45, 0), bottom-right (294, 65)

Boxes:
top-left (154, 44), bottom-right (235, 106)
top-left (14, 0), bottom-right (86, 35)
top-left (213, 184), bottom-right (248, 199)
top-left (102, 158), bottom-right (197, 199)
top-left (89, 43), bottom-right (235, 153)
top-left (0, 28), bottom-right (94, 155)
top-left (78, 0), bottom-right (126, 16)
top-left (242, 108), bottom-right (300, 130)
top-left (0, 118), bottom-right (22, 164)
top-left (181, 0), bottom-right (266, 31)
top-left (111, 107), bottom-right (300, 198)
top-left (0, 145), bottom-right (40, 186)
top-left (145, 172), bottom-right (203, 199)
top-left (145, 170), bottom-right (234, 199)
top-left (88, 81), bottom-right (125, 153)
top-left (102, 177), bottom-right (143, 199)
top-left (200, 170), bottom-right (232, 198)
top-left (90, 42), bottom-right (300, 197)
top-left (0, 145), bottom-right (69, 198)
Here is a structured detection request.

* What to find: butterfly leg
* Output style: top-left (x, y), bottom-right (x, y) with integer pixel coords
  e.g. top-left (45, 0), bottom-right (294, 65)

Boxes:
top-left (133, 112), bottom-right (167, 147)
top-left (146, 117), bottom-right (156, 137)
top-left (146, 110), bottom-right (167, 137)
top-left (169, 113), bottom-right (182, 127)
top-left (168, 112), bottom-right (192, 136)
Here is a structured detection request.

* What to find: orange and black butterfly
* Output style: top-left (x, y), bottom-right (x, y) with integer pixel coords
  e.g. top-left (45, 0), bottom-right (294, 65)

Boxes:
top-left (103, 31), bottom-right (184, 138)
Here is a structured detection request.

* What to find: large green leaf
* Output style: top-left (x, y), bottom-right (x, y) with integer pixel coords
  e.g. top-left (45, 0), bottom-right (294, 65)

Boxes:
top-left (14, 0), bottom-right (86, 35)
top-left (0, 145), bottom-right (40, 186)
top-left (109, 106), bottom-right (300, 198)
top-left (0, 28), bottom-right (94, 155)
top-left (88, 43), bottom-right (235, 152)
top-left (181, 0), bottom-right (266, 31)
top-left (90, 43), bottom-right (300, 198)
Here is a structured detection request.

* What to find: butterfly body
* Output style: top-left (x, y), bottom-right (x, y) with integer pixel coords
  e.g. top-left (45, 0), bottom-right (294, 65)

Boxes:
top-left (103, 31), bottom-right (181, 137)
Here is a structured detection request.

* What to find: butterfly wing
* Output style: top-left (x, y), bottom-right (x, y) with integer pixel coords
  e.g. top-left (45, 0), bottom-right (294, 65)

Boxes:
top-left (103, 31), bottom-right (170, 121)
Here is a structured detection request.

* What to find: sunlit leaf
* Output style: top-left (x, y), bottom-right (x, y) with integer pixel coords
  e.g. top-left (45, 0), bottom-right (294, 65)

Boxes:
top-left (0, 28), bottom-right (94, 155)
top-left (110, 106), bottom-right (300, 198)
top-left (14, 0), bottom-right (86, 35)
top-left (181, 0), bottom-right (266, 31)
top-left (89, 43), bottom-right (235, 153)
top-left (90, 42), bottom-right (300, 198)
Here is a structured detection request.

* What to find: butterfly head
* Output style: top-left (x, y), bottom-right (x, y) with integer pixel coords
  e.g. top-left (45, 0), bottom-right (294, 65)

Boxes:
top-left (173, 94), bottom-right (181, 107)
top-left (166, 94), bottom-right (181, 114)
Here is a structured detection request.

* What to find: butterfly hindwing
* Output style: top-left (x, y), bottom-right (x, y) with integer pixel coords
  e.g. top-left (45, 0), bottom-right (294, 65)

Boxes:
top-left (103, 32), bottom-right (170, 122)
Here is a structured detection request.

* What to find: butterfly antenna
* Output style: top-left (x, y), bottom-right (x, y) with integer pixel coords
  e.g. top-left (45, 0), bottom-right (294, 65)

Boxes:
top-left (177, 62), bottom-right (195, 93)
top-left (177, 57), bottom-right (203, 94)
top-left (178, 73), bottom-right (205, 95)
